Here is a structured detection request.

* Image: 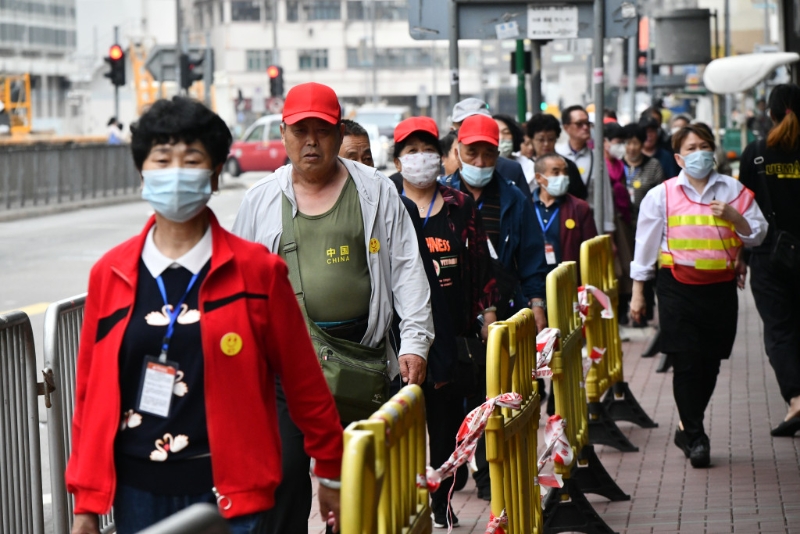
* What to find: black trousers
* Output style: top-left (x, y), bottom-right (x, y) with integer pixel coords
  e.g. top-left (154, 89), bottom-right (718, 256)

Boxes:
top-left (750, 254), bottom-right (800, 403)
top-left (423, 381), bottom-right (464, 508)
top-left (466, 364), bottom-right (490, 492)
top-left (671, 351), bottom-right (722, 443)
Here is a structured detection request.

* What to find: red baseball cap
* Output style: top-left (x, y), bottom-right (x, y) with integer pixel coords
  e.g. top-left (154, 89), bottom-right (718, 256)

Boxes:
top-left (458, 114), bottom-right (499, 146)
top-left (394, 117), bottom-right (439, 143)
top-left (282, 82), bottom-right (341, 125)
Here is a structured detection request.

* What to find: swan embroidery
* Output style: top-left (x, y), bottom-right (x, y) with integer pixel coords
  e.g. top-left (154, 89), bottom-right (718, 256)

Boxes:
top-left (173, 370), bottom-right (188, 397)
top-left (144, 304), bottom-right (201, 326)
top-left (120, 410), bottom-right (142, 431)
top-left (149, 433), bottom-right (189, 462)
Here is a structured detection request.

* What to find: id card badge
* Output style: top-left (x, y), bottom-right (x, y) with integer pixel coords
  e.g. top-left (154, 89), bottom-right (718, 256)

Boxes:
top-left (137, 356), bottom-right (179, 418)
top-left (545, 243), bottom-right (557, 265)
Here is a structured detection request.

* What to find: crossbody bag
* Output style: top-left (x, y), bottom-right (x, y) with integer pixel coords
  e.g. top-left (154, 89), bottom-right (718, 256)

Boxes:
top-left (753, 142), bottom-right (800, 271)
top-left (280, 194), bottom-right (389, 423)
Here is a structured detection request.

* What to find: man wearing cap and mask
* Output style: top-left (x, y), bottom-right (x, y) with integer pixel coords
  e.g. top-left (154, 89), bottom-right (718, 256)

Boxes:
top-left (233, 82), bottom-right (433, 533)
top-left (451, 97), bottom-right (529, 194)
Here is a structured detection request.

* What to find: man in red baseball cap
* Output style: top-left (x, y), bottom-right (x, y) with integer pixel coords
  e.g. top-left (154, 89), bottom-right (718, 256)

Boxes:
top-left (233, 83), bottom-right (433, 533)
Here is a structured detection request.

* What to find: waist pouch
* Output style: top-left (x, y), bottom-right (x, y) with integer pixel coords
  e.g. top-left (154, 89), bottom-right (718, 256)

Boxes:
top-left (280, 193), bottom-right (389, 423)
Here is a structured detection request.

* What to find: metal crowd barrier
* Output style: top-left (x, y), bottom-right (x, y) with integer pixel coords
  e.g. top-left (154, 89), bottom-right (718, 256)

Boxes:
top-left (485, 308), bottom-right (543, 534)
top-left (138, 503), bottom-right (230, 534)
top-left (0, 143), bottom-right (139, 212)
top-left (542, 262), bottom-right (627, 534)
top-left (580, 236), bottom-right (657, 454)
top-left (43, 294), bottom-right (115, 533)
top-left (341, 384), bottom-right (431, 534)
top-left (0, 311), bottom-right (44, 534)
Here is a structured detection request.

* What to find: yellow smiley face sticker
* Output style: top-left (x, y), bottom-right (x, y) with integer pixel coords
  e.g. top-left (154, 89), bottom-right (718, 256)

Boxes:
top-left (369, 238), bottom-right (380, 254)
top-left (633, 180), bottom-right (642, 189)
top-left (220, 333), bottom-right (243, 356)
top-left (565, 218), bottom-right (576, 230)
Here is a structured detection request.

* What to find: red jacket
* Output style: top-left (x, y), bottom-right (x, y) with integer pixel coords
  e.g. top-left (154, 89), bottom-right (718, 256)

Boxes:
top-left (66, 211), bottom-right (343, 518)
top-left (559, 193), bottom-right (598, 272)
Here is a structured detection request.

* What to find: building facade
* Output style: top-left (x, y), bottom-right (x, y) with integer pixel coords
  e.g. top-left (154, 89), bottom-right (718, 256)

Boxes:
top-left (0, 0), bottom-right (77, 133)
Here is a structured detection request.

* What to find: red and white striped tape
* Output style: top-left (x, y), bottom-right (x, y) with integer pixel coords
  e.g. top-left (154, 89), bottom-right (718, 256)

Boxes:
top-left (577, 285), bottom-right (615, 320)
top-left (485, 510), bottom-right (508, 534)
top-left (533, 327), bottom-right (560, 379)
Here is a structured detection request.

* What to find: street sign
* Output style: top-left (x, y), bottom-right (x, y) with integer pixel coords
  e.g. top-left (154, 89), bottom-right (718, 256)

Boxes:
top-left (528, 6), bottom-right (579, 39)
top-left (145, 45), bottom-right (210, 82)
top-left (409, 0), bottom-right (637, 40)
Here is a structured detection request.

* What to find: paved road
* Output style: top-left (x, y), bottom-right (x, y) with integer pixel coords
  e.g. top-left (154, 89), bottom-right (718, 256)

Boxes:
top-left (0, 172), bottom-right (265, 534)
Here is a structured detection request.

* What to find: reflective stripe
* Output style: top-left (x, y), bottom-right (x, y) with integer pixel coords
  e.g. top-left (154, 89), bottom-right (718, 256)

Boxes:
top-left (667, 215), bottom-right (735, 230)
top-left (660, 252), bottom-right (730, 271)
top-left (660, 252), bottom-right (674, 267)
top-left (667, 237), bottom-right (741, 251)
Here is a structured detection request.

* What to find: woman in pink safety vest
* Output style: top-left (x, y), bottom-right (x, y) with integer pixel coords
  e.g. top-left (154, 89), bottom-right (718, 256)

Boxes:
top-left (629, 124), bottom-right (768, 469)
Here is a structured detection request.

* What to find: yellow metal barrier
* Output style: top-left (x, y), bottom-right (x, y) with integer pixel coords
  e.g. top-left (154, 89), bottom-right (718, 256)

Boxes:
top-left (485, 308), bottom-right (542, 534)
top-left (341, 385), bottom-right (431, 534)
top-left (542, 262), bottom-right (626, 533)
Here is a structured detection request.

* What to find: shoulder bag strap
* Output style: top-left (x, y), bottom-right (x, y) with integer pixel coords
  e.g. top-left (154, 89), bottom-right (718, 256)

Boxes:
top-left (280, 193), bottom-right (308, 312)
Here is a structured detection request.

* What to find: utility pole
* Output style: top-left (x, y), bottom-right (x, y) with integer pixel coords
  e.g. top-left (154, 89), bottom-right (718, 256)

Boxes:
top-left (530, 41), bottom-right (542, 114)
top-left (371, 0), bottom-right (378, 104)
top-left (646, 14), bottom-right (653, 104)
top-left (515, 40), bottom-right (526, 123)
top-left (114, 26), bottom-right (120, 119)
top-left (724, 0), bottom-right (732, 128)
top-left (271, 0), bottom-right (279, 66)
top-left (431, 41), bottom-right (438, 124)
top-left (204, 30), bottom-right (213, 107)
top-left (627, 36), bottom-right (636, 123)
top-left (592, 0), bottom-right (605, 233)
top-left (448, 0), bottom-right (460, 112)
top-left (175, 0), bottom-right (182, 93)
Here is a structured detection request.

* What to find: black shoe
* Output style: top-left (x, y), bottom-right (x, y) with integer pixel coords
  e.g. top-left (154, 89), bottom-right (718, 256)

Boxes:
top-left (477, 485), bottom-right (491, 501)
top-left (453, 465), bottom-right (468, 491)
top-left (432, 500), bottom-right (459, 528)
top-left (674, 429), bottom-right (692, 458)
top-left (771, 416), bottom-right (800, 437)
top-left (689, 436), bottom-right (711, 468)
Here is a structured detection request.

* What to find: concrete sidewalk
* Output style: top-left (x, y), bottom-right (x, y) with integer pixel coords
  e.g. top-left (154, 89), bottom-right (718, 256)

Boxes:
top-left (308, 286), bottom-right (800, 533)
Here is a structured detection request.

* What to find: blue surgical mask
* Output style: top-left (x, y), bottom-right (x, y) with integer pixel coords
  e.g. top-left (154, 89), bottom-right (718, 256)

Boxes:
top-left (459, 156), bottom-right (495, 188)
top-left (543, 174), bottom-right (570, 197)
top-left (680, 150), bottom-right (715, 179)
top-left (142, 167), bottom-right (213, 222)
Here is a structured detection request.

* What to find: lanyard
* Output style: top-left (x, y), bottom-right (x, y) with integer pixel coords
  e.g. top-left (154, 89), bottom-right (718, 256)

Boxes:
top-left (624, 164), bottom-right (639, 186)
top-left (402, 188), bottom-right (438, 228)
top-left (535, 204), bottom-right (559, 234)
top-left (155, 272), bottom-right (200, 362)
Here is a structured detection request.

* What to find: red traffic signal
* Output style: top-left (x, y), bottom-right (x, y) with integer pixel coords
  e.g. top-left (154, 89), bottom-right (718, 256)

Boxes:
top-left (268, 65), bottom-right (281, 79)
top-left (109, 44), bottom-right (124, 61)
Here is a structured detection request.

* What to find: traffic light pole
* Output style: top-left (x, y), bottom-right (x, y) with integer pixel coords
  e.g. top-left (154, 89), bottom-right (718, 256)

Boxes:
top-left (114, 26), bottom-right (120, 119)
top-left (176, 0), bottom-right (182, 93)
top-left (592, 0), bottom-right (605, 234)
top-left (530, 41), bottom-right (542, 113)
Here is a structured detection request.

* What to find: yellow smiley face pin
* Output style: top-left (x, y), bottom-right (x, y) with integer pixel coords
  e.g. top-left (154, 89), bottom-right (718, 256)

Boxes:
top-left (565, 218), bottom-right (576, 230)
top-left (220, 333), bottom-right (243, 356)
top-left (633, 180), bottom-right (642, 189)
top-left (369, 238), bottom-right (381, 254)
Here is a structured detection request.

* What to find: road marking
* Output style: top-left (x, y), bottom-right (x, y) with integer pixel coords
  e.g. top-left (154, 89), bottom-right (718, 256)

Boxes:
top-left (0, 302), bottom-right (50, 317)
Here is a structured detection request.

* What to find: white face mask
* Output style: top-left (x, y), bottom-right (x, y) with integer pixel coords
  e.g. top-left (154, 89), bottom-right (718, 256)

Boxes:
top-left (399, 152), bottom-right (442, 188)
top-left (609, 143), bottom-right (626, 160)
top-left (542, 174), bottom-right (569, 197)
top-left (498, 139), bottom-right (514, 158)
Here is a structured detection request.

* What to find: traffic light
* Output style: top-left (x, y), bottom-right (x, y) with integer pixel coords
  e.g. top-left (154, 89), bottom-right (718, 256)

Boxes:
top-left (268, 65), bottom-right (284, 98)
top-left (104, 44), bottom-right (126, 87)
top-left (179, 53), bottom-right (204, 91)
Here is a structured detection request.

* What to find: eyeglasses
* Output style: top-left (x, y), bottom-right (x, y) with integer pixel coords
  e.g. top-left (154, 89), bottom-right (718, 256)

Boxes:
top-left (571, 121), bottom-right (592, 129)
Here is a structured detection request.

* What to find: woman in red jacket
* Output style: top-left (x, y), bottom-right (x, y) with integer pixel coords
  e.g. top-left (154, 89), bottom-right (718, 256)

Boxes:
top-left (67, 97), bottom-right (343, 534)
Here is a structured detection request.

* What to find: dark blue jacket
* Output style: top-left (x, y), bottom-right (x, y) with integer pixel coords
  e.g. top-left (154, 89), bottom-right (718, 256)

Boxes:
top-left (497, 156), bottom-right (528, 192)
top-left (440, 170), bottom-right (547, 300)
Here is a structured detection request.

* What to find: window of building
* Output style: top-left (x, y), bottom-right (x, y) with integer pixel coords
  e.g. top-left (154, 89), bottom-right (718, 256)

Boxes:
top-left (346, 47), bottom-right (446, 69)
top-left (298, 49), bottom-right (329, 70)
top-left (347, 1), bottom-right (407, 21)
top-left (307, 0), bottom-right (341, 20)
top-left (246, 50), bottom-right (274, 72)
top-left (231, 0), bottom-right (261, 21)
top-left (287, 0), bottom-right (300, 21)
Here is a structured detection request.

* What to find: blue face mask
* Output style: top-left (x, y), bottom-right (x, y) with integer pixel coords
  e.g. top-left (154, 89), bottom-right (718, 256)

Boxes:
top-left (680, 150), bottom-right (715, 179)
top-left (459, 157), bottom-right (495, 188)
top-left (142, 168), bottom-right (213, 223)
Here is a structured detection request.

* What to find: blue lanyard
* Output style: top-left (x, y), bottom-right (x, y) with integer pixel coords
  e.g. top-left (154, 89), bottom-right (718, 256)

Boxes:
top-left (155, 272), bottom-right (200, 361)
top-left (535, 204), bottom-right (559, 234)
top-left (402, 189), bottom-right (438, 228)
top-left (624, 164), bottom-right (638, 186)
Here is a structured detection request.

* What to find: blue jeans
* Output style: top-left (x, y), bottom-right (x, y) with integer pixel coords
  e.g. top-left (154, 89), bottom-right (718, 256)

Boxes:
top-left (114, 484), bottom-right (264, 534)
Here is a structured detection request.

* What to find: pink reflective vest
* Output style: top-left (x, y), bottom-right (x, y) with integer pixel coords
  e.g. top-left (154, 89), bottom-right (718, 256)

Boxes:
top-left (661, 177), bottom-right (755, 285)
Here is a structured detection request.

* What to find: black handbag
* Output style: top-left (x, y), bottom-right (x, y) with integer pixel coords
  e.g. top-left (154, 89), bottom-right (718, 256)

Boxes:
top-left (753, 143), bottom-right (800, 271)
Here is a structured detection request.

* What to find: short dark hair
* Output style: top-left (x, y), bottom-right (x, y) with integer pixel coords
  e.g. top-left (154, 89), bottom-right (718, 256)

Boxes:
top-left (492, 113), bottom-right (524, 152)
top-left (393, 131), bottom-right (442, 159)
top-left (561, 105), bottom-right (587, 125)
top-left (639, 116), bottom-right (661, 132)
top-left (440, 130), bottom-right (458, 155)
top-left (131, 97), bottom-right (232, 170)
top-left (672, 123), bottom-right (716, 152)
top-left (621, 123), bottom-right (646, 143)
top-left (603, 108), bottom-right (617, 120)
top-left (526, 113), bottom-right (561, 138)
top-left (640, 106), bottom-right (663, 123)
top-left (342, 119), bottom-right (369, 138)
top-left (533, 152), bottom-right (566, 175)
top-left (604, 122), bottom-right (623, 140)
